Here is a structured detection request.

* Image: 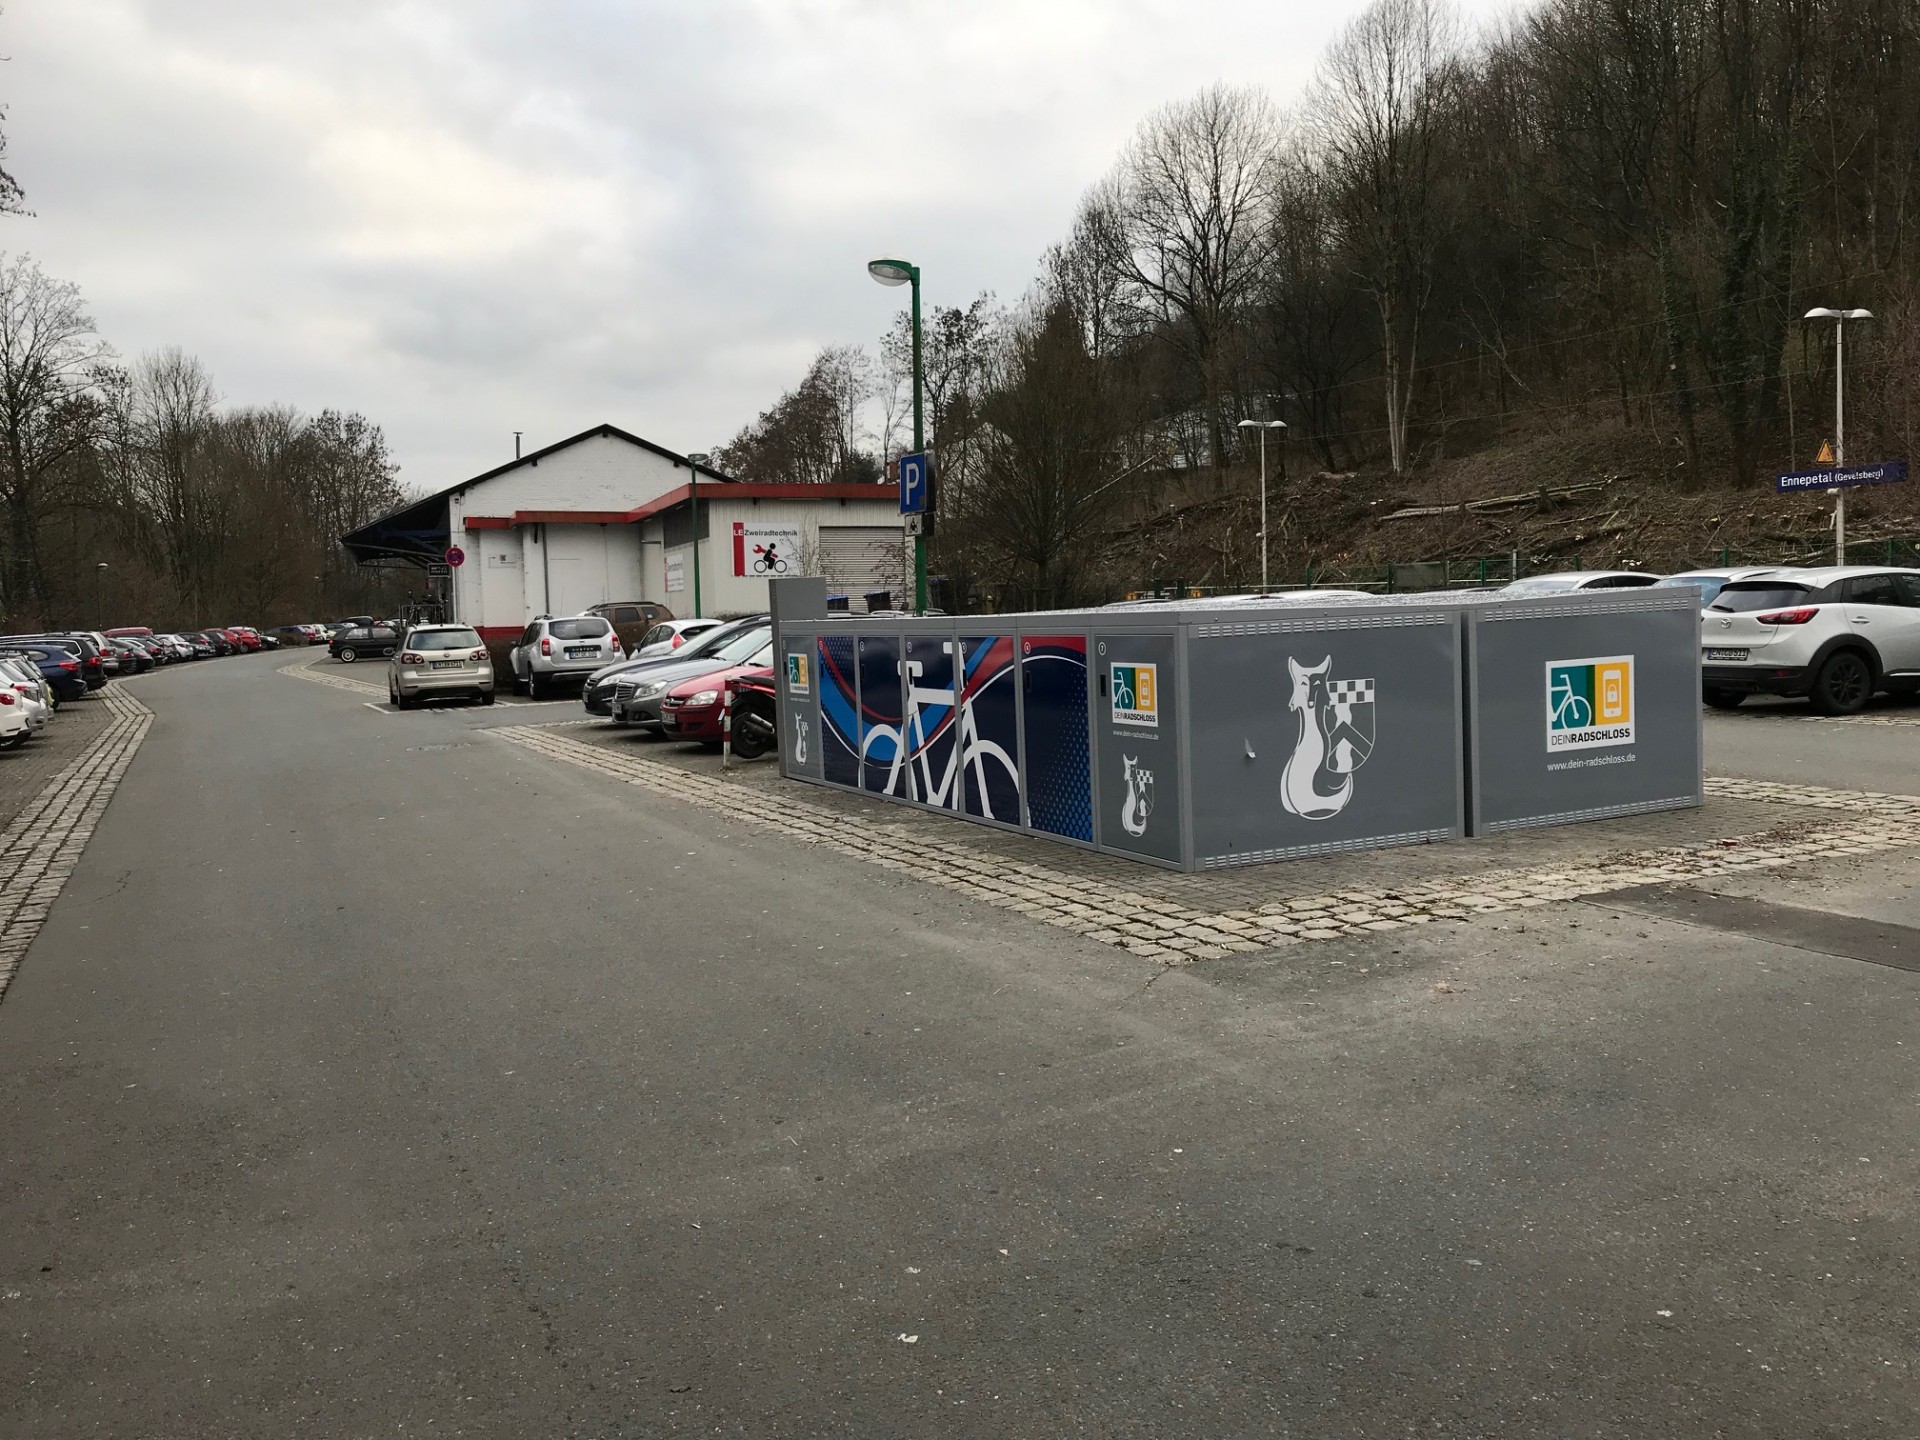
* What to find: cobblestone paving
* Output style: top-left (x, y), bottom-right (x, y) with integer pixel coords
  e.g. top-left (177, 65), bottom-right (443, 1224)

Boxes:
top-left (0, 685), bottom-right (152, 1003)
top-left (282, 648), bottom-right (385, 696)
top-left (496, 721), bottom-right (1920, 963)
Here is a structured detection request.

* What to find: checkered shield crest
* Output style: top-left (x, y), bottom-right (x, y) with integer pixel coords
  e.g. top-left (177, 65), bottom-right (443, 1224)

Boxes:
top-left (1321, 677), bottom-right (1375, 775)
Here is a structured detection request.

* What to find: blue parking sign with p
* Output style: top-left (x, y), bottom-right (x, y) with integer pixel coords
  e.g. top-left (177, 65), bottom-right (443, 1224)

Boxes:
top-left (898, 451), bottom-right (930, 514)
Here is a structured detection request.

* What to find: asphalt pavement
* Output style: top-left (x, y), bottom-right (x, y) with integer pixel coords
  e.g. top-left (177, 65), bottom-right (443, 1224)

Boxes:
top-left (2, 654), bottom-right (1917, 1437)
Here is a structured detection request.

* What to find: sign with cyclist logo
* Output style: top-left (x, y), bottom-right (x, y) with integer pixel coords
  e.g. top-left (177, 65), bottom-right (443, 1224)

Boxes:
top-left (1546, 655), bottom-right (1634, 751)
top-left (733, 523), bottom-right (803, 578)
top-left (1110, 661), bottom-right (1158, 728)
top-left (784, 651), bottom-right (810, 695)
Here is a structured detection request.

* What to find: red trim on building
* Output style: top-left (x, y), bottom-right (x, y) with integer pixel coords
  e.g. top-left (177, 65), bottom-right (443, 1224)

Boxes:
top-left (621, 482), bottom-right (892, 523)
top-left (463, 516), bottom-right (511, 530)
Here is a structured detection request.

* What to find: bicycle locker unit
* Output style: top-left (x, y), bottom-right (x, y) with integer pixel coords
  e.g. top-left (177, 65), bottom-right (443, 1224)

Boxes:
top-left (770, 583), bottom-right (1702, 873)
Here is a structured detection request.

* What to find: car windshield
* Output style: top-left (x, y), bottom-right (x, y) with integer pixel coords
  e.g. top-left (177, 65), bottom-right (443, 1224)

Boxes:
top-left (1505, 577), bottom-right (1580, 595)
top-left (548, 618), bottom-right (611, 640)
top-left (713, 627), bottom-right (772, 663)
top-left (1711, 583), bottom-right (1814, 613)
top-left (409, 628), bottom-right (481, 651)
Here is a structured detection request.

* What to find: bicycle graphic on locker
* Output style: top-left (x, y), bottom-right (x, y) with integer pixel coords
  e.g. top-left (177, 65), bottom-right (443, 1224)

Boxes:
top-left (858, 646), bottom-right (1019, 816)
top-left (1549, 670), bottom-right (1593, 730)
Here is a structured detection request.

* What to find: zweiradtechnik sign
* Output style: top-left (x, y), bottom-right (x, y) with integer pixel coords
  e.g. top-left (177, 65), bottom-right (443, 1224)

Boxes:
top-left (770, 585), bottom-right (1701, 872)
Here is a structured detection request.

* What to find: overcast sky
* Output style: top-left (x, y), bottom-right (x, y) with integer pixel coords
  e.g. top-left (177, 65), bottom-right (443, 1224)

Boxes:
top-left (8, 0), bottom-right (1512, 493)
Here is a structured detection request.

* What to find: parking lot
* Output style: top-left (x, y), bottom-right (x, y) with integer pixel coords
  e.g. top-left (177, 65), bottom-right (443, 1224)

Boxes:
top-left (1, 645), bottom-right (1918, 1435)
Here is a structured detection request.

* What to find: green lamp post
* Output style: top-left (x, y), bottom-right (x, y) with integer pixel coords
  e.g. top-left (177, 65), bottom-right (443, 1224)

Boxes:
top-left (868, 257), bottom-right (928, 613)
top-left (686, 450), bottom-right (709, 618)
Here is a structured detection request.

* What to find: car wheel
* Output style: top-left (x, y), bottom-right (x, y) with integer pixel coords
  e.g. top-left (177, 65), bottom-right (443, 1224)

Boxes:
top-left (1702, 688), bottom-right (1745, 711)
top-left (479, 690), bottom-right (495, 706)
top-left (338, 647), bottom-right (357, 663)
top-left (527, 670), bottom-right (544, 701)
top-left (1810, 651), bottom-right (1873, 715)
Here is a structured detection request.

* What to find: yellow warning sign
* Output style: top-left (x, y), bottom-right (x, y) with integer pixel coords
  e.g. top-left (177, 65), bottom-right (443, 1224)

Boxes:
top-left (1816, 440), bottom-right (1835, 465)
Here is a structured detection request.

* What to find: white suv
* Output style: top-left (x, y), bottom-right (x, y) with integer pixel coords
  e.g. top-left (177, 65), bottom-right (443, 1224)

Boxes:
top-left (509, 615), bottom-right (624, 699)
top-left (1702, 567), bottom-right (1920, 714)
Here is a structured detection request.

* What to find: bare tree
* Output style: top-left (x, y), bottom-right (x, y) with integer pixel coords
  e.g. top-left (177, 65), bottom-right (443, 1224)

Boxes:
top-left (1111, 85), bottom-right (1282, 474)
top-left (1312, 0), bottom-right (1461, 474)
top-left (0, 255), bottom-right (112, 621)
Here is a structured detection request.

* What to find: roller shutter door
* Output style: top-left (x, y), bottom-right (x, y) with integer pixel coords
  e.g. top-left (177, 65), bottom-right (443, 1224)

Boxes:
top-left (817, 526), bottom-right (906, 601)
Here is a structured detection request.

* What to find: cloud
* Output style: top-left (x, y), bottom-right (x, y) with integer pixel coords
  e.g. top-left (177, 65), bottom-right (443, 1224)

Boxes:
top-left (3, 0), bottom-right (1515, 492)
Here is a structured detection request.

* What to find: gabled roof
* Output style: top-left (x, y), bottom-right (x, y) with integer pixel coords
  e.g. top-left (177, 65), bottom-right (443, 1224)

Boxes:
top-left (340, 422), bottom-right (738, 564)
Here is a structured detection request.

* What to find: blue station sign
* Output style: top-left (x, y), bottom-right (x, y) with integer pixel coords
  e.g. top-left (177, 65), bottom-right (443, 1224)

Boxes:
top-left (1775, 459), bottom-right (1908, 494)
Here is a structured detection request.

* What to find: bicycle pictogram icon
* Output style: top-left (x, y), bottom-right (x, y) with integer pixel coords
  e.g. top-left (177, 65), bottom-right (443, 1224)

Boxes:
top-left (751, 543), bottom-right (789, 576)
top-left (1550, 671), bottom-right (1592, 729)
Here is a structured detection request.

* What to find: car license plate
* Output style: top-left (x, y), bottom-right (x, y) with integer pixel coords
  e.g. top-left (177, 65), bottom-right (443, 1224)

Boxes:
top-left (429, 659), bottom-right (461, 670)
top-left (1704, 647), bottom-right (1749, 662)
top-left (565, 646), bottom-right (595, 658)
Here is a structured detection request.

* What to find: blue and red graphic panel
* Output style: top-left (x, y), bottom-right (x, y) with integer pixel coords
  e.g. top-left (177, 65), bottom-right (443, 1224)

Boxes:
top-left (1021, 635), bottom-right (1092, 841)
top-left (818, 634), bottom-right (859, 788)
top-left (959, 635), bottom-right (1020, 822)
top-left (857, 634), bottom-right (903, 794)
top-left (899, 635), bottom-right (957, 807)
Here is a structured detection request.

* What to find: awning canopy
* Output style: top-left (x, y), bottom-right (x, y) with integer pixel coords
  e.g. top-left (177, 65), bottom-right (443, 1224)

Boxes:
top-left (340, 492), bottom-right (450, 567)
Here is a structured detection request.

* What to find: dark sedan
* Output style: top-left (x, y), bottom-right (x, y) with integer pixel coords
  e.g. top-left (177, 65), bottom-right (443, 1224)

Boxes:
top-left (1, 644), bottom-right (88, 702)
top-left (330, 625), bottom-right (400, 663)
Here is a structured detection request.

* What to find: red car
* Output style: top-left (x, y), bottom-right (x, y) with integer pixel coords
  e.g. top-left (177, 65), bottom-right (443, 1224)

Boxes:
top-left (222, 627), bottom-right (260, 652)
top-left (659, 658), bottom-right (773, 744)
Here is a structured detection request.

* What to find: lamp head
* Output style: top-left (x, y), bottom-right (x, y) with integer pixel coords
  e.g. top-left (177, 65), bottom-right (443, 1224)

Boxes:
top-left (868, 258), bottom-right (916, 288)
top-left (1237, 419), bottom-right (1288, 429)
top-left (1805, 307), bottom-right (1875, 322)
top-left (686, 452), bottom-right (710, 466)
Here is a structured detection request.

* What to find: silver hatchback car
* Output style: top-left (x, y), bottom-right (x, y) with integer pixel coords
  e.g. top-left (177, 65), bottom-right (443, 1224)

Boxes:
top-left (389, 625), bottom-right (495, 708)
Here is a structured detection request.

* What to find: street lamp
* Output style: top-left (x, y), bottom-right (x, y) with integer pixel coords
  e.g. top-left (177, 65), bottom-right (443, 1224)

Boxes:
top-left (686, 451), bottom-right (711, 619)
top-left (1236, 419), bottom-right (1287, 593)
top-left (95, 561), bottom-right (109, 620)
top-left (1803, 307), bottom-right (1873, 565)
top-left (868, 256), bottom-right (928, 613)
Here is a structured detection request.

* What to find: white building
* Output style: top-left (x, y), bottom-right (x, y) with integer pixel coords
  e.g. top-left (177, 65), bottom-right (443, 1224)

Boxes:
top-left (342, 425), bottom-right (908, 639)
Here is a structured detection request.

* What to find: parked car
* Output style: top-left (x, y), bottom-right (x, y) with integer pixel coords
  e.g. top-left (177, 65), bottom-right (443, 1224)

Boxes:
top-left (197, 629), bottom-right (236, 657)
top-left (584, 616), bottom-right (766, 717)
top-left (128, 635), bottom-right (173, 664)
top-left (389, 625), bottom-right (495, 708)
top-left (610, 624), bottom-right (772, 731)
top-left (105, 638), bottom-right (153, 674)
top-left (1501, 571), bottom-right (1662, 596)
top-left (0, 684), bottom-right (31, 748)
top-left (104, 626), bottom-right (154, 639)
top-left (1701, 566), bottom-right (1920, 714)
top-left (6, 635), bottom-right (108, 689)
top-left (1654, 567), bottom-right (1785, 608)
top-left (0, 657), bottom-right (52, 734)
top-left (330, 624), bottom-right (400, 663)
top-left (509, 615), bottom-right (624, 699)
top-left (224, 627), bottom-right (262, 652)
top-left (586, 600), bottom-right (674, 653)
top-left (272, 625), bottom-right (310, 646)
top-left (580, 615), bottom-right (766, 716)
top-left (632, 618), bottom-right (725, 658)
top-left (660, 649), bottom-right (774, 744)
top-left (4, 644), bottom-right (86, 702)
top-left (158, 633), bottom-right (199, 660)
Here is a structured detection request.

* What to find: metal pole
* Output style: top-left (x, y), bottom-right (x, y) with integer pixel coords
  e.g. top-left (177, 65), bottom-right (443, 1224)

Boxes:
top-left (1258, 428), bottom-right (1269, 593)
top-left (690, 459), bottom-right (702, 618)
top-left (1834, 320), bottom-right (1846, 566)
top-left (910, 268), bottom-right (928, 614)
